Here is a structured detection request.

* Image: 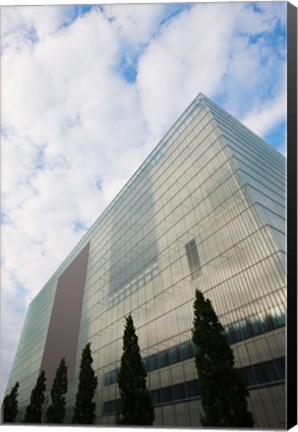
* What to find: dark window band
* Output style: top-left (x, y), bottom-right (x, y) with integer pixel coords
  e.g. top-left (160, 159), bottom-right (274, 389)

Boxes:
top-left (104, 305), bottom-right (285, 386)
top-left (103, 356), bottom-right (285, 415)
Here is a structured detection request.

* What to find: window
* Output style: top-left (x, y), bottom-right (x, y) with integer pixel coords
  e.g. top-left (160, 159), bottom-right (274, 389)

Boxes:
top-left (248, 314), bottom-right (265, 336)
top-left (103, 401), bottom-right (110, 414)
top-left (224, 326), bottom-right (233, 344)
top-left (275, 357), bottom-right (285, 380)
top-left (180, 342), bottom-right (192, 361)
top-left (190, 341), bottom-right (199, 356)
top-left (232, 320), bottom-right (246, 343)
top-left (104, 373), bottom-right (110, 387)
top-left (103, 399), bottom-right (119, 415)
top-left (103, 357), bottom-right (285, 414)
top-left (172, 383), bottom-right (186, 401)
top-left (161, 386), bottom-right (173, 404)
top-left (168, 347), bottom-right (180, 365)
top-left (104, 369), bottom-right (118, 386)
top-left (150, 389), bottom-right (160, 405)
top-left (145, 354), bottom-right (158, 372)
top-left (158, 351), bottom-right (169, 369)
top-left (269, 305), bottom-right (286, 328)
top-left (243, 366), bottom-right (257, 387)
top-left (185, 380), bottom-right (200, 398)
top-left (111, 369), bottom-right (118, 384)
top-left (185, 239), bottom-right (201, 277)
top-left (253, 360), bottom-right (279, 385)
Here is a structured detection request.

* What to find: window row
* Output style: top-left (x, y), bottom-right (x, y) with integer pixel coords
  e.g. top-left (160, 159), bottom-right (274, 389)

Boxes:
top-left (107, 265), bottom-right (160, 310)
top-left (224, 304), bottom-right (285, 344)
top-left (104, 304), bottom-right (285, 386)
top-left (104, 341), bottom-right (198, 386)
top-left (102, 356), bottom-right (285, 415)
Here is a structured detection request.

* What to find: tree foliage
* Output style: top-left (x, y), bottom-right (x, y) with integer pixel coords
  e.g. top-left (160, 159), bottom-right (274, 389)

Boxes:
top-left (192, 289), bottom-right (254, 427)
top-left (117, 314), bottom-right (155, 425)
top-left (46, 358), bottom-right (68, 424)
top-left (72, 343), bottom-right (97, 424)
top-left (2, 382), bottom-right (19, 423)
top-left (23, 370), bottom-right (46, 423)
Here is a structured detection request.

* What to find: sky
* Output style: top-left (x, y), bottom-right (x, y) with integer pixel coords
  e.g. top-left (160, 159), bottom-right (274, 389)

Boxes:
top-left (0, 1), bottom-right (288, 401)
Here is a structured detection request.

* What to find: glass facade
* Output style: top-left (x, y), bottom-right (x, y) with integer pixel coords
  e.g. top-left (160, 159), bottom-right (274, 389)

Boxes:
top-left (5, 94), bottom-right (286, 428)
top-left (5, 279), bottom-right (57, 420)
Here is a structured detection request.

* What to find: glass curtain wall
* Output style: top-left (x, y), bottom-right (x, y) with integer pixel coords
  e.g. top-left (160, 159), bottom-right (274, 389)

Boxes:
top-left (4, 94), bottom-right (286, 429)
top-left (72, 97), bottom-right (285, 428)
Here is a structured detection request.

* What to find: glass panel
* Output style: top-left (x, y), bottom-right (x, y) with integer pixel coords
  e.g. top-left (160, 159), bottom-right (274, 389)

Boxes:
top-left (264, 362), bottom-right (279, 382)
top-left (243, 318), bottom-right (254, 338)
top-left (269, 306), bottom-right (286, 328)
top-left (158, 351), bottom-right (169, 369)
top-left (180, 342), bottom-right (191, 361)
top-left (248, 314), bottom-right (265, 336)
top-left (111, 399), bottom-right (119, 413)
top-left (103, 401), bottom-right (109, 414)
top-left (160, 386), bottom-right (173, 404)
top-left (275, 357), bottom-right (285, 380)
top-left (143, 357), bottom-right (148, 371)
top-left (172, 383), bottom-right (186, 401)
top-left (146, 354), bottom-right (158, 372)
top-left (263, 313), bottom-right (275, 332)
top-left (168, 347), bottom-right (180, 365)
top-left (185, 380), bottom-right (200, 398)
top-left (253, 362), bottom-right (269, 384)
top-left (190, 341), bottom-right (199, 356)
top-left (150, 389), bottom-right (161, 405)
top-left (185, 239), bottom-right (200, 272)
top-left (243, 366), bottom-right (256, 387)
top-left (224, 326), bottom-right (233, 344)
top-left (232, 321), bottom-right (246, 342)
top-left (111, 369), bottom-right (118, 384)
top-left (104, 373), bottom-right (110, 387)
top-left (103, 400), bottom-right (118, 414)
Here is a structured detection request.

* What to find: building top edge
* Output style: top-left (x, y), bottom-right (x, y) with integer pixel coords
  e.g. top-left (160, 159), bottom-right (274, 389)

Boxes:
top-left (30, 92), bottom-right (284, 306)
top-left (31, 92), bottom-right (210, 305)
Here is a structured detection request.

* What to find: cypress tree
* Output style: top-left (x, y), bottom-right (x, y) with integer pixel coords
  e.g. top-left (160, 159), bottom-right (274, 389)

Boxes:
top-left (23, 370), bottom-right (46, 423)
top-left (46, 358), bottom-right (68, 423)
top-left (192, 289), bottom-right (254, 427)
top-left (72, 343), bottom-right (97, 424)
top-left (117, 314), bottom-right (155, 425)
top-left (2, 382), bottom-right (19, 423)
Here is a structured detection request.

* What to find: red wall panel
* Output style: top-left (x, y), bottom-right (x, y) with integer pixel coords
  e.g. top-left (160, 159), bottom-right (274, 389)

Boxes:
top-left (41, 243), bottom-right (90, 388)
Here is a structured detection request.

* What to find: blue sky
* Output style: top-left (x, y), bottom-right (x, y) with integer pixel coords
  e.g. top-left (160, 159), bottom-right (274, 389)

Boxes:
top-left (0, 1), bottom-right (287, 401)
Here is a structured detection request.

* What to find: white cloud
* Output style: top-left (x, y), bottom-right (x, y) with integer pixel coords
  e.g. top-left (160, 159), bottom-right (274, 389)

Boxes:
top-left (1, 5), bottom-right (76, 42)
top-left (136, 2), bottom-right (286, 143)
top-left (104, 3), bottom-right (167, 48)
top-left (241, 89), bottom-right (287, 137)
top-left (0, 2), bottom-right (286, 400)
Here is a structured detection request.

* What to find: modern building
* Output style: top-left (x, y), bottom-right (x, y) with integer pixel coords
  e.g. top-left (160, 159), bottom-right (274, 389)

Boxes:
top-left (4, 94), bottom-right (286, 428)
